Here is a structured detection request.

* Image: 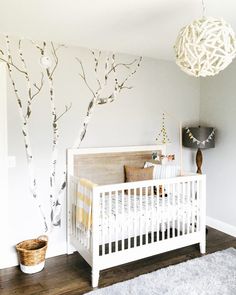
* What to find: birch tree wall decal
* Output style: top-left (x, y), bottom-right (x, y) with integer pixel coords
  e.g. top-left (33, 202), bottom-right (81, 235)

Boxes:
top-left (32, 41), bottom-right (71, 227)
top-left (0, 36), bottom-right (71, 231)
top-left (73, 51), bottom-right (142, 148)
top-left (0, 34), bottom-right (142, 231)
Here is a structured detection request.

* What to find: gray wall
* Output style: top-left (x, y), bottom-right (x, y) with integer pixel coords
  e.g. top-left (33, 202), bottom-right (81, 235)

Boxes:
top-left (200, 60), bottom-right (236, 228)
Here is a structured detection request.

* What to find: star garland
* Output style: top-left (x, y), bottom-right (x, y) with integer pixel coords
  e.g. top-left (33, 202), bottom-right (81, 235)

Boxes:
top-left (156, 113), bottom-right (171, 145)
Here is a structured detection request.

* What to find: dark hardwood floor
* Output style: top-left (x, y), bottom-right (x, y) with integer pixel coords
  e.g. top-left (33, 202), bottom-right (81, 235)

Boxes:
top-left (1, 227), bottom-right (236, 295)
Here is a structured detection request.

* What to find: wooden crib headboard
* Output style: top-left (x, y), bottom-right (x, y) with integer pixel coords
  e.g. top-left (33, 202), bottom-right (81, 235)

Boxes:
top-left (67, 145), bottom-right (165, 185)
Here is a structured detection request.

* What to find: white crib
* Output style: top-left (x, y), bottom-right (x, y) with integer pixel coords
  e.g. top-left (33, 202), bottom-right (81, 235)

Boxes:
top-left (67, 146), bottom-right (206, 288)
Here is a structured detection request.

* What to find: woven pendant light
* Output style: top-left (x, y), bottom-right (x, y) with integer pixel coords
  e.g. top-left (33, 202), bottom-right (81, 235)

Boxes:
top-left (174, 1), bottom-right (236, 77)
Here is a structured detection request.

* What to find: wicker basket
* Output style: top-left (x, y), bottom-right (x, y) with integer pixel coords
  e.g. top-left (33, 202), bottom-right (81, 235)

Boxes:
top-left (16, 235), bottom-right (48, 274)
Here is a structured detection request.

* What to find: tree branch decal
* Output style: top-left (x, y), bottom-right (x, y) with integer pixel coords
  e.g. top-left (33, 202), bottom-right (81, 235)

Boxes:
top-left (73, 51), bottom-right (142, 148)
top-left (56, 51), bottom-right (142, 225)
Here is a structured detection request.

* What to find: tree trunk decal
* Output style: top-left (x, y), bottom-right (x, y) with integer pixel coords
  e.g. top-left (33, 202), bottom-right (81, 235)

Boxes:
top-left (2, 36), bottom-right (48, 231)
top-left (31, 41), bottom-right (71, 228)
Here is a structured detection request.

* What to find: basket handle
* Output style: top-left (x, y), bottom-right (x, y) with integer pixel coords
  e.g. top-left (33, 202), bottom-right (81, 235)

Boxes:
top-left (37, 235), bottom-right (48, 242)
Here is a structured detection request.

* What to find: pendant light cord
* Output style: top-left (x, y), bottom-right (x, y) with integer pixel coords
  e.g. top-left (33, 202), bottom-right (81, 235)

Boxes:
top-left (201, 0), bottom-right (206, 18)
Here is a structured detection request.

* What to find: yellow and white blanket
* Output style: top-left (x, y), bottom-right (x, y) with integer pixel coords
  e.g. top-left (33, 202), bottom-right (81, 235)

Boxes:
top-left (76, 178), bottom-right (97, 248)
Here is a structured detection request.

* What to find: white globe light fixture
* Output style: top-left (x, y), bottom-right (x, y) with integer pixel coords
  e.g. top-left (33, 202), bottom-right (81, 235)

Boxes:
top-left (174, 1), bottom-right (236, 77)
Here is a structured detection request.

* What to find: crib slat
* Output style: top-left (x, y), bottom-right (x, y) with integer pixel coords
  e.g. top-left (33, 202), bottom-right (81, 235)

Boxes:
top-left (195, 181), bottom-right (198, 232)
top-left (161, 185), bottom-right (165, 240)
top-left (127, 188), bottom-right (131, 249)
top-left (150, 185), bottom-right (154, 243)
top-left (156, 184), bottom-right (160, 242)
top-left (172, 183), bottom-right (176, 238)
top-left (108, 191), bottom-right (111, 254)
top-left (196, 180), bottom-right (200, 232)
top-left (101, 192), bottom-right (105, 256)
top-left (198, 180), bottom-right (201, 232)
top-left (122, 189), bottom-right (125, 250)
top-left (177, 182), bottom-right (180, 237)
top-left (191, 181), bottom-right (195, 233)
top-left (134, 188), bottom-right (137, 248)
top-left (139, 187), bottom-right (142, 246)
top-left (181, 182), bottom-right (183, 235)
top-left (115, 190), bottom-right (118, 252)
top-left (182, 182), bottom-right (185, 235)
top-left (169, 183), bottom-right (172, 238)
top-left (76, 183), bottom-right (79, 241)
top-left (187, 181), bottom-right (190, 235)
top-left (145, 186), bottom-right (148, 245)
top-left (195, 180), bottom-right (198, 232)
top-left (119, 190), bottom-right (123, 250)
top-left (167, 183), bottom-right (170, 239)
top-left (75, 180), bottom-right (77, 237)
top-left (73, 181), bottom-right (76, 238)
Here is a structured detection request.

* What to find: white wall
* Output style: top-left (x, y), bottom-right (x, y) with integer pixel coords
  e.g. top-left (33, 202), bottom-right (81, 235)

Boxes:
top-left (200, 60), bottom-right (236, 234)
top-left (2, 36), bottom-right (200, 267)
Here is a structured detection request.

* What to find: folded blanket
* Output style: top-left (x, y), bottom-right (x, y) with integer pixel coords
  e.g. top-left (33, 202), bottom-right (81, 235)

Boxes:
top-left (76, 178), bottom-right (97, 233)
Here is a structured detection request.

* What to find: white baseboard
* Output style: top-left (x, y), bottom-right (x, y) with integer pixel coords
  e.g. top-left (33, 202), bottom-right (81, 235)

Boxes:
top-left (0, 252), bottom-right (18, 269)
top-left (46, 242), bottom-right (67, 259)
top-left (206, 216), bottom-right (236, 238)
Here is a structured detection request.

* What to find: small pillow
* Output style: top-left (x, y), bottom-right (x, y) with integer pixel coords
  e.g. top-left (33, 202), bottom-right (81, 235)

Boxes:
top-left (144, 162), bottom-right (180, 179)
top-left (124, 166), bottom-right (154, 196)
top-left (124, 166), bottom-right (154, 182)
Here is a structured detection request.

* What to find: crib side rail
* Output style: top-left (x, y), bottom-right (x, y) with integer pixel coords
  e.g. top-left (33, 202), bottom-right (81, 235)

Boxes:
top-left (92, 174), bottom-right (206, 260)
top-left (95, 174), bottom-right (205, 191)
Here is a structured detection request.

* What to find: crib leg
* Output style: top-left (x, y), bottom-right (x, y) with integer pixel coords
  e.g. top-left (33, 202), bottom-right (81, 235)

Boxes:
top-left (92, 268), bottom-right (100, 288)
top-left (200, 239), bottom-right (206, 254)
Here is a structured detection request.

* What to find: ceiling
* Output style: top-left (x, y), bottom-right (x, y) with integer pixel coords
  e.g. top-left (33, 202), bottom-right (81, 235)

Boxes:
top-left (1, 0), bottom-right (236, 60)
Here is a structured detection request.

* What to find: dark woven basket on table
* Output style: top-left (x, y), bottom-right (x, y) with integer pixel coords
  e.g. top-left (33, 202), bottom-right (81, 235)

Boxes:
top-left (16, 235), bottom-right (48, 266)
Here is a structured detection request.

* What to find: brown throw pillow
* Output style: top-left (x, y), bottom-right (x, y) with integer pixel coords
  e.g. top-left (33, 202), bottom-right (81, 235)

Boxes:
top-left (124, 166), bottom-right (154, 195)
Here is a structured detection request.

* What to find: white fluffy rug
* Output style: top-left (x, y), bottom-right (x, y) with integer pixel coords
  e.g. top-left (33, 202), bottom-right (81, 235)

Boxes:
top-left (86, 248), bottom-right (236, 295)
